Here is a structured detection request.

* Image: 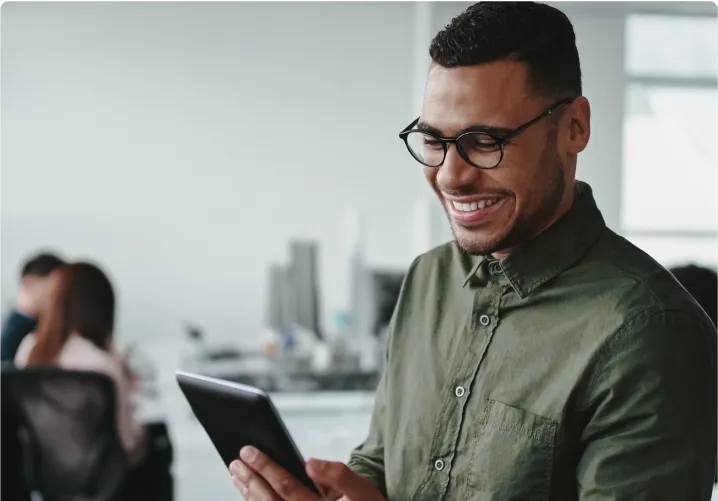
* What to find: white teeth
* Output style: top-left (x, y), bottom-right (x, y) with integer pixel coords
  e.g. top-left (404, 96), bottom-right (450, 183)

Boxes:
top-left (451, 198), bottom-right (500, 212)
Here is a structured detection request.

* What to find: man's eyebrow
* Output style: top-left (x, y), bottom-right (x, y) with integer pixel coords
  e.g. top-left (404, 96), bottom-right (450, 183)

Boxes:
top-left (416, 121), bottom-right (514, 138)
top-left (416, 121), bottom-right (443, 136)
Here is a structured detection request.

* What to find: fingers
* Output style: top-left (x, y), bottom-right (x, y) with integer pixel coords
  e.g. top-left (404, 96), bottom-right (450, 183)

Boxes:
top-left (306, 459), bottom-right (382, 499)
top-left (230, 458), bottom-right (278, 501)
top-left (231, 446), bottom-right (317, 501)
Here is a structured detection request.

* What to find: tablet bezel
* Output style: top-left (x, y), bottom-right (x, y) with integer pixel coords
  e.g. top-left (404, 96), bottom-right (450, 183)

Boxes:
top-left (175, 370), bottom-right (322, 495)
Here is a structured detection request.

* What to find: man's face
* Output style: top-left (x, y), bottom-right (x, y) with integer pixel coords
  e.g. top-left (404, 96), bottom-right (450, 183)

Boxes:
top-left (18, 272), bottom-right (59, 317)
top-left (420, 61), bottom-right (583, 256)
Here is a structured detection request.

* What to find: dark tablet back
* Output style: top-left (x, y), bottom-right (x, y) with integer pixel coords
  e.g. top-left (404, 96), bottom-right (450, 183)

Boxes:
top-left (176, 371), bottom-right (320, 494)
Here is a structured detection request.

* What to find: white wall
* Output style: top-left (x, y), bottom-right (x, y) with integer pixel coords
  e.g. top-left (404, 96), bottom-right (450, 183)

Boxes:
top-left (562, 10), bottom-right (626, 232)
top-left (3, 2), bottom-right (710, 353)
top-left (1, 2), bottom-right (416, 348)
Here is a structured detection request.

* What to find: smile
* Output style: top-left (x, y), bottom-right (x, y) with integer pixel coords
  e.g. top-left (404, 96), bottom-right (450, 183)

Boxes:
top-left (451, 198), bottom-right (500, 211)
top-left (446, 197), bottom-right (506, 225)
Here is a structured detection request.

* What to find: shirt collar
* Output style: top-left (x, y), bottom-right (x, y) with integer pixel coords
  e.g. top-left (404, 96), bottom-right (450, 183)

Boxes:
top-left (463, 181), bottom-right (606, 297)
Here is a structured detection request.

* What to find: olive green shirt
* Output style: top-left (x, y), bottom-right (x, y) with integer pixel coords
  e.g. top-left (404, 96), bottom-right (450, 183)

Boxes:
top-left (348, 182), bottom-right (717, 501)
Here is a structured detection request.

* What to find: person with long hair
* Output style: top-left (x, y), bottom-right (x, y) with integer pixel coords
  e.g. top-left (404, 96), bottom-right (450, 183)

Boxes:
top-left (14, 261), bottom-right (146, 464)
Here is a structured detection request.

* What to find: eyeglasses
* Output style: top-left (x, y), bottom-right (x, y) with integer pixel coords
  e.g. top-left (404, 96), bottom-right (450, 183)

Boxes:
top-left (398, 98), bottom-right (575, 169)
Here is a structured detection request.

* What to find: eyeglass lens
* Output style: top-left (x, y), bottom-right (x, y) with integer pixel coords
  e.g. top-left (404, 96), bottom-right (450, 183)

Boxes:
top-left (404, 131), bottom-right (503, 168)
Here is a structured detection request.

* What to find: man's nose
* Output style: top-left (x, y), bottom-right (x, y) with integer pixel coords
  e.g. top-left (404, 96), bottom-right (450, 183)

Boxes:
top-left (436, 144), bottom-right (481, 193)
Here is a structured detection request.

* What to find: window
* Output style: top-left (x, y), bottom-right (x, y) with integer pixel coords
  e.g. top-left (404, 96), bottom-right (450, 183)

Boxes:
top-left (622, 14), bottom-right (718, 270)
top-left (625, 15), bottom-right (717, 79)
top-left (622, 84), bottom-right (717, 233)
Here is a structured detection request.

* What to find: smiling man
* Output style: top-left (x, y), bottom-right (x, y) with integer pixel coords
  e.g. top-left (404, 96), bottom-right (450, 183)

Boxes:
top-left (229, 3), bottom-right (717, 500)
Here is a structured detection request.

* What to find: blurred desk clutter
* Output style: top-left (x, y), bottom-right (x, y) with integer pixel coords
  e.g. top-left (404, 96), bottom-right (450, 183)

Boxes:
top-left (181, 235), bottom-right (406, 393)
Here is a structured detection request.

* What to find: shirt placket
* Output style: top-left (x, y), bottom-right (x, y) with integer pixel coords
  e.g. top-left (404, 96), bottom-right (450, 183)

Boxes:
top-left (412, 261), bottom-right (507, 501)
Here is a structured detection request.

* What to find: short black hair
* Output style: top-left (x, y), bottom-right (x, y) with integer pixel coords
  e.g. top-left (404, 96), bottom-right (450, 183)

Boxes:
top-left (21, 252), bottom-right (65, 278)
top-left (670, 264), bottom-right (717, 327)
top-left (429, 1), bottom-right (582, 99)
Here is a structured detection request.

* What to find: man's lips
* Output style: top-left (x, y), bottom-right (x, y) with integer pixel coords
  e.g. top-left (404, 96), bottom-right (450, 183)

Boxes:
top-left (446, 196), bottom-right (507, 225)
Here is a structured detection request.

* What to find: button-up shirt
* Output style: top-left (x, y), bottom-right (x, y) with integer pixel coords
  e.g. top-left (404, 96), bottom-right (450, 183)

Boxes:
top-left (348, 181), bottom-right (717, 501)
top-left (1, 308), bottom-right (36, 362)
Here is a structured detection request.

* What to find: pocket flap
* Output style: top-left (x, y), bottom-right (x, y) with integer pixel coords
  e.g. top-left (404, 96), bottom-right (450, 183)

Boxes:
top-left (483, 399), bottom-right (557, 445)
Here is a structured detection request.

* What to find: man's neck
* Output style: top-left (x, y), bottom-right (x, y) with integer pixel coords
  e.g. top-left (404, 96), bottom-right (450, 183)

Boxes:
top-left (490, 184), bottom-right (578, 260)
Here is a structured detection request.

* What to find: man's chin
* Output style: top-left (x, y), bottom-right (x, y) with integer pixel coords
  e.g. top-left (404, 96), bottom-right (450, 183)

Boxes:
top-left (452, 227), bottom-right (506, 256)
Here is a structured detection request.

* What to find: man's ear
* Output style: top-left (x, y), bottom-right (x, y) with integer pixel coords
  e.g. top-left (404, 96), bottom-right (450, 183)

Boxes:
top-left (566, 96), bottom-right (591, 155)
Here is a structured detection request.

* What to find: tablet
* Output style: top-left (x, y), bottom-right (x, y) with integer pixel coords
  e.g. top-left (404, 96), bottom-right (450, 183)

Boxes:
top-left (176, 370), bottom-right (321, 495)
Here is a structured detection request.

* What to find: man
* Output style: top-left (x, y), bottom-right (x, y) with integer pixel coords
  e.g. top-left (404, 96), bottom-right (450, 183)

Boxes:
top-left (228, 2), bottom-right (717, 500)
top-left (1, 252), bottom-right (64, 501)
top-left (1, 252), bottom-right (65, 362)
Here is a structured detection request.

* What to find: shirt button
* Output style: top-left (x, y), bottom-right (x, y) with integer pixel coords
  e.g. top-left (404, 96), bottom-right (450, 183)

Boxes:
top-left (434, 459), bottom-right (445, 471)
top-left (455, 386), bottom-right (465, 398)
top-left (479, 314), bottom-right (490, 326)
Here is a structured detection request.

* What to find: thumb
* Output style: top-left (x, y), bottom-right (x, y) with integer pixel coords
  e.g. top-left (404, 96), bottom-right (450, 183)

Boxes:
top-left (306, 459), bottom-right (380, 499)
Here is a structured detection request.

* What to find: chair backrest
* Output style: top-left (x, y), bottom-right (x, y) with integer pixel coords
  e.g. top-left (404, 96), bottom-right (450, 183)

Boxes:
top-left (1, 415), bottom-right (30, 500)
top-left (2, 366), bottom-right (127, 501)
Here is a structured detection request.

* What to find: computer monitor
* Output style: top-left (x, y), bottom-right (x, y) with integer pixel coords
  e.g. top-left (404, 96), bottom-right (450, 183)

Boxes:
top-left (289, 241), bottom-right (324, 340)
top-left (369, 270), bottom-right (405, 337)
top-left (266, 264), bottom-right (296, 334)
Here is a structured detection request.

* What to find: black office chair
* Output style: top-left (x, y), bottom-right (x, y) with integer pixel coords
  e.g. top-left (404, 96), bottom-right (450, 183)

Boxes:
top-left (2, 366), bottom-right (128, 501)
top-left (0, 408), bottom-right (30, 501)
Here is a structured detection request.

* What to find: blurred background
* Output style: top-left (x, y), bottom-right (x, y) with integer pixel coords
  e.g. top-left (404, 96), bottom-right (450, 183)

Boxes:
top-left (2, 2), bottom-right (716, 500)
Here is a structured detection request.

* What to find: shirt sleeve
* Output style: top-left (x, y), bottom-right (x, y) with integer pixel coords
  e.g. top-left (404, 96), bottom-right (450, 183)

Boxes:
top-left (2, 309), bottom-right (37, 363)
top-left (347, 368), bottom-right (388, 496)
top-left (577, 308), bottom-right (717, 501)
top-left (101, 355), bottom-right (147, 465)
top-left (346, 256), bottom-right (422, 496)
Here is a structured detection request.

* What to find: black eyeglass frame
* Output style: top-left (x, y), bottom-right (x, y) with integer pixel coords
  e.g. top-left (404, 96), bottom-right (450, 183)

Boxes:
top-left (398, 97), bottom-right (576, 169)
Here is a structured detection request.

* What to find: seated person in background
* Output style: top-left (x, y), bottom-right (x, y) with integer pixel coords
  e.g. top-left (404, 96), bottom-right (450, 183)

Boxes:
top-left (14, 261), bottom-right (146, 465)
top-left (1, 252), bottom-right (65, 362)
top-left (670, 264), bottom-right (717, 327)
top-left (670, 264), bottom-right (718, 486)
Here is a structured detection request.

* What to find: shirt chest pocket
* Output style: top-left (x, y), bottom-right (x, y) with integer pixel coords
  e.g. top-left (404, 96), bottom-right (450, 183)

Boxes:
top-left (467, 399), bottom-right (557, 501)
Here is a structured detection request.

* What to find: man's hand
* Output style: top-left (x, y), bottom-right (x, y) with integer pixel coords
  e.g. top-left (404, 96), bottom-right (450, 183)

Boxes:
top-left (229, 446), bottom-right (385, 501)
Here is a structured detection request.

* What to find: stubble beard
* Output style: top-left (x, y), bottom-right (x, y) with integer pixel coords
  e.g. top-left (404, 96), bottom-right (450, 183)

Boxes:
top-left (443, 137), bottom-right (567, 256)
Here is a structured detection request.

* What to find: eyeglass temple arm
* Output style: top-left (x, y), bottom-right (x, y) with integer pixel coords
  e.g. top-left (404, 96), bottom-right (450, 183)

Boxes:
top-left (399, 117), bottom-right (421, 136)
top-left (501, 100), bottom-right (572, 141)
